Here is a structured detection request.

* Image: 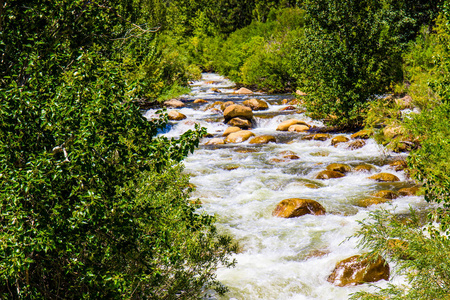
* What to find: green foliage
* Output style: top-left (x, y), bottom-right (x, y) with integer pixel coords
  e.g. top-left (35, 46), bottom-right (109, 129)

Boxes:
top-left (0, 1), bottom-right (234, 298)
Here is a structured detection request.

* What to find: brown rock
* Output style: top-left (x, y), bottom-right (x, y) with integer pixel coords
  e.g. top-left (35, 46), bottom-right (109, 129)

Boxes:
top-left (316, 170), bottom-right (345, 179)
top-left (348, 140), bottom-right (366, 150)
top-left (223, 104), bottom-right (253, 121)
top-left (390, 160), bottom-right (407, 171)
top-left (224, 130), bottom-right (255, 143)
top-left (163, 99), bottom-right (185, 108)
top-left (211, 87), bottom-right (221, 93)
top-left (326, 163), bottom-right (351, 174)
top-left (272, 198), bottom-right (325, 218)
top-left (288, 124), bottom-right (310, 132)
top-left (223, 126), bottom-right (242, 136)
top-left (249, 135), bottom-right (276, 144)
top-left (331, 135), bottom-right (350, 146)
top-left (276, 119), bottom-right (310, 131)
top-left (313, 134), bottom-right (331, 141)
top-left (368, 173), bottom-right (400, 182)
top-left (398, 186), bottom-right (420, 196)
top-left (327, 255), bottom-right (389, 287)
top-left (205, 101), bottom-right (224, 111)
top-left (168, 110), bottom-right (187, 120)
top-left (302, 134), bottom-right (315, 141)
top-left (205, 138), bottom-right (225, 145)
top-left (243, 98), bottom-right (269, 111)
top-left (354, 164), bottom-right (376, 172)
top-left (221, 101), bottom-right (235, 111)
top-left (235, 87), bottom-right (253, 94)
top-left (372, 190), bottom-right (399, 199)
top-left (358, 197), bottom-right (391, 207)
top-left (227, 117), bottom-right (252, 129)
top-left (383, 126), bottom-right (405, 139)
top-left (193, 99), bottom-right (208, 104)
top-left (351, 129), bottom-right (372, 140)
top-left (279, 105), bottom-right (297, 111)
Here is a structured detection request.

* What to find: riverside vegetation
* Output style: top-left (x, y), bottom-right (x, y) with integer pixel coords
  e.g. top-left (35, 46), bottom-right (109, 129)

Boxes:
top-left (1, 0), bottom-right (450, 299)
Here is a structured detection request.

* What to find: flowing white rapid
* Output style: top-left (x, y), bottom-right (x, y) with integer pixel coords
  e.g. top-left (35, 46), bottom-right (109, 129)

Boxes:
top-left (144, 74), bottom-right (427, 300)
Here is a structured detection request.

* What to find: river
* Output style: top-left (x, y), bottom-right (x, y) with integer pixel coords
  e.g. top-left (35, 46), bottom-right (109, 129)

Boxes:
top-left (144, 73), bottom-right (427, 300)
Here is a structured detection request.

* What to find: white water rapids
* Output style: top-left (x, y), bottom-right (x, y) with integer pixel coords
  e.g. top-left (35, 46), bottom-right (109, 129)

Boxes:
top-left (144, 74), bottom-right (427, 300)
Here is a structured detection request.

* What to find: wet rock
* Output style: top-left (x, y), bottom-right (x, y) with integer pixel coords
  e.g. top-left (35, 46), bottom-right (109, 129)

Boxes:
top-left (224, 130), bottom-right (255, 143)
top-left (205, 138), bottom-right (225, 145)
top-left (205, 101), bottom-right (224, 111)
top-left (223, 126), bottom-right (242, 136)
top-left (224, 164), bottom-right (239, 170)
top-left (306, 249), bottom-right (330, 259)
top-left (389, 160), bottom-right (407, 171)
top-left (326, 163), bottom-right (351, 174)
top-left (354, 164), bottom-right (376, 172)
top-left (331, 135), bottom-right (349, 146)
top-left (351, 129), bottom-right (372, 140)
top-left (358, 197), bottom-right (391, 207)
top-left (249, 135), bottom-right (276, 144)
top-left (168, 110), bottom-right (187, 121)
top-left (235, 148), bottom-right (258, 153)
top-left (288, 124), bottom-right (310, 132)
top-left (221, 101), bottom-right (235, 111)
top-left (279, 105), bottom-right (297, 111)
top-left (368, 173), bottom-right (400, 182)
top-left (243, 98), bottom-right (269, 111)
top-left (313, 134), bottom-right (331, 141)
top-left (348, 139), bottom-right (366, 150)
top-left (227, 117), bottom-right (252, 129)
top-left (272, 198), bottom-right (326, 218)
top-left (234, 87), bottom-right (253, 94)
top-left (163, 99), bottom-right (185, 108)
top-left (223, 104), bottom-right (253, 122)
top-left (276, 119), bottom-right (310, 131)
top-left (398, 186), bottom-right (420, 196)
top-left (372, 190), bottom-right (399, 199)
top-left (193, 99), bottom-right (208, 104)
top-left (316, 170), bottom-right (345, 179)
top-left (302, 135), bottom-right (315, 140)
top-left (211, 87), bottom-right (221, 93)
top-left (327, 255), bottom-right (389, 287)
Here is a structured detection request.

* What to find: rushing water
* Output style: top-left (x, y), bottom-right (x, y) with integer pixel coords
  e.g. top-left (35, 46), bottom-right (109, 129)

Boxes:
top-left (144, 74), bottom-right (427, 300)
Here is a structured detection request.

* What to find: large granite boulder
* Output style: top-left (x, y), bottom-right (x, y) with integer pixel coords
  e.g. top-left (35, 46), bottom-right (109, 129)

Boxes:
top-left (272, 198), bottom-right (325, 218)
top-left (243, 98), bottom-right (269, 111)
top-left (223, 104), bottom-right (253, 122)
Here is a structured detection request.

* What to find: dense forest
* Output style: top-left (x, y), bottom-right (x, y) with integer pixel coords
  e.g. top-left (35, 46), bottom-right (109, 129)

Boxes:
top-left (1, 0), bottom-right (450, 299)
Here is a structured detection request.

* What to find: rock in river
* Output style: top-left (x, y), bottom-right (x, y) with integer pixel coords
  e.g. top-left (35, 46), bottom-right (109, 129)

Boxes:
top-left (272, 198), bottom-right (325, 218)
top-left (224, 130), bottom-right (255, 143)
top-left (249, 135), bottom-right (276, 144)
top-left (223, 104), bottom-right (253, 122)
top-left (316, 170), bottom-right (345, 179)
top-left (276, 119), bottom-right (310, 131)
top-left (368, 173), bottom-right (400, 182)
top-left (168, 110), bottom-right (187, 121)
top-left (243, 98), bottom-right (269, 111)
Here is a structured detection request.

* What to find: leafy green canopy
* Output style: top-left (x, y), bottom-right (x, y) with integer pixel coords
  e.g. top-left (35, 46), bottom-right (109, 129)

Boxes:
top-left (0, 1), bottom-right (234, 298)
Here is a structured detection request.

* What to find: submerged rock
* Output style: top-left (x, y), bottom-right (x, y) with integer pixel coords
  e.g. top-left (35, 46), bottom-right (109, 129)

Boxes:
top-left (272, 198), bottom-right (325, 218)
top-left (327, 255), bottom-right (389, 287)
top-left (249, 135), bottom-right (276, 144)
top-left (224, 130), bottom-right (255, 143)
top-left (368, 173), bottom-right (400, 182)
top-left (243, 98), bottom-right (269, 111)
top-left (316, 170), bottom-right (345, 179)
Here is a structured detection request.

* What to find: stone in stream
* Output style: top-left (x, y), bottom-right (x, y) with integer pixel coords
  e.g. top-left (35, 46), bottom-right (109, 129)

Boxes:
top-left (221, 101), bottom-right (235, 111)
top-left (167, 110), bottom-right (186, 121)
top-left (279, 105), bottom-right (297, 111)
top-left (331, 135), bottom-right (349, 146)
top-left (389, 160), bottom-right (408, 171)
top-left (276, 119), bottom-right (310, 131)
top-left (358, 197), bottom-right (392, 207)
top-left (327, 255), bottom-right (389, 287)
top-left (204, 138), bottom-right (225, 145)
top-left (348, 139), bottom-right (366, 150)
top-left (313, 134), bottom-right (331, 141)
top-left (316, 170), bottom-right (345, 179)
top-left (223, 104), bottom-right (253, 122)
top-left (193, 99), bottom-right (208, 104)
top-left (272, 198), bottom-right (326, 218)
top-left (278, 150), bottom-right (300, 160)
top-left (243, 98), bottom-right (269, 111)
top-left (205, 101), bottom-right (224, 112)
top-left (163, 99), bottom-right (185, 108)
top-left (224, 130), bottom-right (255, 143)
top-left (211, 87), bottom-right (221, 93)
top-left (234, 87), bottom-right (253, 94)
top-left (326, 163), bottom-right (351, 174)
top-left (398, 186), bottom-right (420, 196)
top-left (223, 126), bottom-right (242, 136)
top-left (288, 124), bottom-right (310, 132)
top-left (368, 173), bottom-right (400, 182)
top-left (282, 99), bottom-right (302, 105)
top-left (227, 117), bottom-right (252, 129)
top-left (372, 190), bottom-right (398, 199)
top-left (249, 135), bottom-right (276, 144)
top-left (354, 164), bottom-right (376, 172)
top-left (351, 129), bottom-right (372, 140)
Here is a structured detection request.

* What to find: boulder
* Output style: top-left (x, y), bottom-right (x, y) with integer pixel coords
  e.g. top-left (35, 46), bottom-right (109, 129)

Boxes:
top-left (313, 134), bottom-right (331, 141)
top-left (327, 255), bottom-right (389, 287)
top-left (326, 163), bottom-right (351, 174)
top-left (331, 135), bottom-right (349, 146)
top-left (348, 139), bottom-right (366, 150)
top-left (243, 98), bottom-right (269, 111)
top-left (223, 126), bottom-right (242, 136)
top-left (398, 186), bottom-right (420, 196)
top-left (221, 101), bottom-right (235, 111)
top-left (227, 117), bottom-right (252, 129)
top-left (276, 119), bottom-right (310, 131)
top-left (358, 197), bottom-right (391, 207)
top-left (205, 138), bottom-right (225, 145)
top-left (288, 124), bottom-right (310, 132)
top-left (351, 129), bottom-right (372, 140)
top-left (372, 190), bottom-right (398, 199)
top-left (224, 130), bottom-right (255, 143)
top-left (223, 104), bottom-right (253, 121)
top-left (272, 198), bottom-right (325, 218)
top-left (249, 135), bottom-right (276, 144)
top-left (368, 173), bottom-right (400, 182)
top-left (389, 160), bottom-right (407, 171)
top-left (316, 170), bottom-right (345, 179)
top-left (193, 99), bottom-right (208, 104)
top-left (168, 110), bottom-right (187, 121)
top-left (163, 99), bottom-right (185, 108)
top-left (354, 164), bottom-right (376, 172)
top-left (235, 87), bottom-right (253, 94)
